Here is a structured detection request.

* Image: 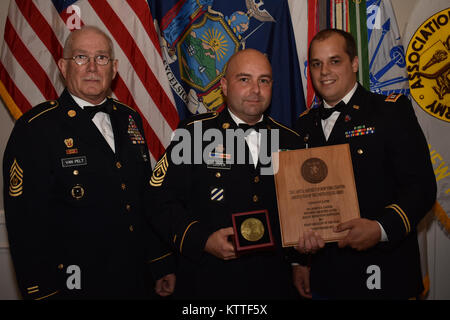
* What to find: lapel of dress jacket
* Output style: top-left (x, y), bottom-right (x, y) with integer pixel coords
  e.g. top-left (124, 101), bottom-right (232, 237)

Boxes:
top-left (309, 107), bottom-right (328, 147)
top-left (255, 115), bottom-right (272, 172)
top-left (327, 84), bottom-right (366, 145)
top-left (106, 99), bottom-right (127, 157)
top-left (58, 89), bottom-right (115, 156)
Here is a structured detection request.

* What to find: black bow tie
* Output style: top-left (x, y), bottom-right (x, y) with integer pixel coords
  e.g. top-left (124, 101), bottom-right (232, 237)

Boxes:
top-left (84, 100), bottom-right (111, 119)
top-left (238, 120), bottom-right (267, 133)
top-left (319, 101), bottom-right (346, 120)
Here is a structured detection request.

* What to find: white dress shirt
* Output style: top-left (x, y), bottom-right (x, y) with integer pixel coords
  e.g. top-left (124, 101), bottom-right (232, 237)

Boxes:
top-left (321, 83), bottom-right (358, 140)
top-left (71, 94), bottom-right (116, 153)
top-left (228, 109), bottom-right (263, 168)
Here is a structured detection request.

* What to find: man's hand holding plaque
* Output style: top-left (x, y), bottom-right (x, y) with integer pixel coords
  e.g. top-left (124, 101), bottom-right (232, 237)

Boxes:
top-left (296, 218), bottom-right (383, 253)
top-left (274, 144), bottom-right (361, 247)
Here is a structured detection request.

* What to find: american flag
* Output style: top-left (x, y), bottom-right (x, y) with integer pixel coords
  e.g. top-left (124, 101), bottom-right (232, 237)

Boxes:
top-left (0, 0), bottom-right (179, 165)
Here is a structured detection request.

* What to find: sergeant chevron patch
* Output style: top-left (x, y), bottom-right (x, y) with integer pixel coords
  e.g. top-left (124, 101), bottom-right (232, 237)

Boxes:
top-left (150, 153), bottom-right (168, 187)
top-left (9, 158), bottom-right (23, 197)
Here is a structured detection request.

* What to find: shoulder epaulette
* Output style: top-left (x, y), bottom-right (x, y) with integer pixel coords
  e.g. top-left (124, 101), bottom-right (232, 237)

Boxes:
top-left (267, 116), bottom-right (299, 136)
top-left (298, 108), bottom-right (311, 118)
top-left (185, 111), bottom-right (219, 126)
top-left (27, 100), bottom-right (59, 123)
top-left (385, 93), bottom-right (402, 102)
top-left (111, 98), bottom-right (136, 112)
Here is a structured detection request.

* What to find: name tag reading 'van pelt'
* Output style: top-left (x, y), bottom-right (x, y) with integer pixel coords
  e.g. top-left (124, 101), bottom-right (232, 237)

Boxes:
top-left (61, 156), bottom-right (87, 168)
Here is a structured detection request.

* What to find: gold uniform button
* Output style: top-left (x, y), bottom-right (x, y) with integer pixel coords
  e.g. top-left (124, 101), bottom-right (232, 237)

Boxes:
top-left (253, 195), bottom-right (259, 202)
top-left (215, 172), bottom-right (221, 178)
top-left (254, 176), bottom-right (260, 183)
top-left (73, 170), bottom-right (79, 176)
top-left (126, 204), bottom-right (131, 211)
top-left (357, 148), bottom-right (364, 155)
top-left (116, 161), bottom-right (122, 169)
top-left (121, 183), bottom-right (126, 190)
top-left (58, 264), bottom-right (64, 270)
top-left (129, 225), bottom-right (134, 232)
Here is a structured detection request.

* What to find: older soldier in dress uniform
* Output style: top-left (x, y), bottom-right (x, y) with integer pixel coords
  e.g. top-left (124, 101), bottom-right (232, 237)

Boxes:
top-left (293, 29), bottom-right (436, 299)
top-left (148, 49), bottom-right (302, 299)
top-left (3, 26), bottom-right (174, 299)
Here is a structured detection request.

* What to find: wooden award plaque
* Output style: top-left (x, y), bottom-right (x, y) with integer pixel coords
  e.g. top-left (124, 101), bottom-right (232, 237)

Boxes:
top-left (273, 144), bottom-right (360, 247)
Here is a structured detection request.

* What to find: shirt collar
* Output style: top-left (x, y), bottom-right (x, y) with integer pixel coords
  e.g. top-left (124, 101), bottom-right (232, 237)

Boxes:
top-left (70, 93), bottom-right (107, 109)
top-left (227, 108), bottom-right (264, 126)
top-left (323, 82), bottom-right (358, 109)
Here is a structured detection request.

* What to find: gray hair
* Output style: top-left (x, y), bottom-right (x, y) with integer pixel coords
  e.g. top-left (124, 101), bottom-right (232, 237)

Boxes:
top-left (62, 25), bottom-right (115, 59)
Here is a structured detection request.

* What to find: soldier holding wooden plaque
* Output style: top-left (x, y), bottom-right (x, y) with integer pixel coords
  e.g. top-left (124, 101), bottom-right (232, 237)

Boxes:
top-left (290, 29), bottom-right (436, 300)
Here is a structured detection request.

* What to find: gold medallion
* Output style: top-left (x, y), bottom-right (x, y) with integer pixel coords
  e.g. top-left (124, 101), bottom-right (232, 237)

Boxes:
top-left (240, 217), bottom-right (265, 242)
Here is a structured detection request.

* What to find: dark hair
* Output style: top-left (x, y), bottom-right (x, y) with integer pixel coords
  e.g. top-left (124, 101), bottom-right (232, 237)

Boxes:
top-left (308, 29), bottom-right (357, 62)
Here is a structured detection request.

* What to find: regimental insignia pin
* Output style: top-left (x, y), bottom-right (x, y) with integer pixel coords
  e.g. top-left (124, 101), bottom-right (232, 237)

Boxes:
top-left (210, 187), bottom-right (224, 202)
top-left (222, 123), bottom-right (230, 129)
top-left (67, 109), bottom-right (76, 117)
top-left (9, 159), bottom-right (23, 197)
top-left (64, 138), bottom-right (74, 148)
top-left (353, 105), bottom-right (360, 110)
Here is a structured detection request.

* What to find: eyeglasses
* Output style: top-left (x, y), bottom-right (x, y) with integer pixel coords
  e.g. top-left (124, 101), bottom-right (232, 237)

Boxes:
top-left (63, 54), bottom-right (112, 66)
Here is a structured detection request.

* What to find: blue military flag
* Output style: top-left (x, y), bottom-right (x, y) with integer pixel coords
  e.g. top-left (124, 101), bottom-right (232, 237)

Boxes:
top-left (367, 0), bottom-right (410, 96)
top-left (148, 0), bottom-right (305, 127)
